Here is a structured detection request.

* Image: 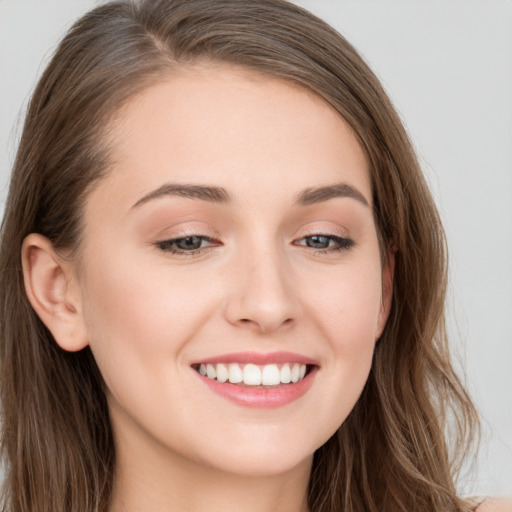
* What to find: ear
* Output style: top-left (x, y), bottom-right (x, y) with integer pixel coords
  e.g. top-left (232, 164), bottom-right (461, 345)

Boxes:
top-left (376, 250), bottom-right (395, 340)
top-left (22, 233), bottom-right (88, 352)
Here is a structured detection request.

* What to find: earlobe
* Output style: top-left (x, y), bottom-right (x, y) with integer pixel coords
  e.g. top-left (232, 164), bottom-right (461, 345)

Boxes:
top-left (21, 233), bottom-right (88, 352)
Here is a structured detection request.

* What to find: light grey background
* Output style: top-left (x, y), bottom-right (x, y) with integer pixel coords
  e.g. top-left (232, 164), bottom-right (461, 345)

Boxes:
top-left (1, 0), bottom-right (511, 498)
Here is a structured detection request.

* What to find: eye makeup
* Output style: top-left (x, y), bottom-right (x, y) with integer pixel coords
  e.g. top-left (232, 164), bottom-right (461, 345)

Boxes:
top-left (293, 234), bottom-right (354, 253)
top-left (154, 231), bottom-right (355, 259)
top-left (155, 235), bottom-right (221, 256)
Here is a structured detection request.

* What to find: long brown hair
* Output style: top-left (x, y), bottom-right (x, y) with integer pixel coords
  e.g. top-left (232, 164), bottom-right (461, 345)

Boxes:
top-left (0, 1), bottom-right (479, 511)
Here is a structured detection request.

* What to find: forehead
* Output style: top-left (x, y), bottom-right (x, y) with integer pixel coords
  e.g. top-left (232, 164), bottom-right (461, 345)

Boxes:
top-left (95, 63), bottom-right (371, 213)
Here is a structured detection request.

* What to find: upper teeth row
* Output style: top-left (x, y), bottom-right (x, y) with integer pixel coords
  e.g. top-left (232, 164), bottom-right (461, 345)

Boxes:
top-left (198, 363), bottom-right (307, 386)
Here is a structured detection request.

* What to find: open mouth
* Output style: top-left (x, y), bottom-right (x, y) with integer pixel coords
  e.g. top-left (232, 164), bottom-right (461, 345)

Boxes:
top-left (191, 362), bottom-right (313, 387)
top-left (191, 354), bottom-right (319, 408)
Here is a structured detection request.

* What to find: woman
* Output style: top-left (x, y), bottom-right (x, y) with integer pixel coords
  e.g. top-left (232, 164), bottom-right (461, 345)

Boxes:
top-left (0, 0), bottom-right (507, 511)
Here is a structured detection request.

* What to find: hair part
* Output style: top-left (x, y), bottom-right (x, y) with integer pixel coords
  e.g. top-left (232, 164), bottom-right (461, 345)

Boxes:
top-left (0, 1), bottom-right (479, 511)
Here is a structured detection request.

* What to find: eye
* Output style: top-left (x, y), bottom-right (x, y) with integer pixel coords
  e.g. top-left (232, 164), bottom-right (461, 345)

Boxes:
top-left (295, 234), bottom-right (354, 252)
top-left (156, 235), bottom-right (218, 255)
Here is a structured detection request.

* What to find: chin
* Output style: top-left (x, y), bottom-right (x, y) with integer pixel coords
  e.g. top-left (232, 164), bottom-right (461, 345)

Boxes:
top-left (182, 422), bottom-right (330, 478)
top-left (200, 448), bottom-right (314, 478)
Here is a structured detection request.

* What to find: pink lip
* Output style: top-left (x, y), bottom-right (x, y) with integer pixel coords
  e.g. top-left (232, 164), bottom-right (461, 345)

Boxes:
top-left (191, 351), bottom-right (318, 366)
top-left (193, 366), bottom-right (318, 410)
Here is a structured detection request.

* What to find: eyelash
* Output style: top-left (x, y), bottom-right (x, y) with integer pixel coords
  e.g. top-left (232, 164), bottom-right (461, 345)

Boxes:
top-left (155, 233), bottom-right (354, 257)
top-left (155, 235), bottom-right (219, 257)
top-left (294, 234), bottom-right (354, 253)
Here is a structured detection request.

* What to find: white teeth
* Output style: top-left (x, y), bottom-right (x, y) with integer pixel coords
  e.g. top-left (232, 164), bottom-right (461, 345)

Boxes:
top-left (261, 364), bottom-right (280, 385)
top-left (291, 363), bottom-right (300, 383)
top-left (228, 363), bottom-right (243, 384)
top-left (243, 364), bottom-right (262, 385)
top-left (216, 363), bottom-right (229, 383)
top-left (206, 364), bottom-right (216, 379)
top-left (198, 362), bottom-right (309, 386)
top-left (280, 363), bottom-right (292, 383)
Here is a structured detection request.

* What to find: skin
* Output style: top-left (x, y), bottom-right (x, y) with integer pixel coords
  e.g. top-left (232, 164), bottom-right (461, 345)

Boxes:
top-left (23, 64), bottom-right (393, 512)
top-left (477, 499), bottom-right (512, 512)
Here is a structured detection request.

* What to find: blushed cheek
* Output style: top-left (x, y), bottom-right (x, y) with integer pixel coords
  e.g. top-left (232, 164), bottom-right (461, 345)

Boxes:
top-left (310, 272), bottom-right (383, 357)
top-left (81, 257), bottom-right (220, 365)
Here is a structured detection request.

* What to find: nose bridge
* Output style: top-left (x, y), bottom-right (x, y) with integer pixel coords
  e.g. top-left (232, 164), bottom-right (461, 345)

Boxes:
top-left (224, 232), bottom-right (299, 334)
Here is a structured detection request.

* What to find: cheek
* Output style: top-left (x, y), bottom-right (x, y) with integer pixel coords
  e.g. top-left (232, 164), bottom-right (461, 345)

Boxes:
top-left (300, 258), bottom-right (383, 421)
top-left (79, 250), bottom-right (219, 390)
top-left (304, 260), bottom-right (383, 346)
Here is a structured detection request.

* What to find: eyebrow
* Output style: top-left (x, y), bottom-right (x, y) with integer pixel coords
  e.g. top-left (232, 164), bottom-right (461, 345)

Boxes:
top-left (294, 183), bottom-right (369, 207)
top-left (131, 183), bottom-right (230, 209)
top-left (130, 181), bottom-right (369, 210)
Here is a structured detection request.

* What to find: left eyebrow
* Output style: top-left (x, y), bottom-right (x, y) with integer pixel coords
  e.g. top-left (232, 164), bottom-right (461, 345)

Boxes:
top-left (294, 183), bottom-right (369, 207)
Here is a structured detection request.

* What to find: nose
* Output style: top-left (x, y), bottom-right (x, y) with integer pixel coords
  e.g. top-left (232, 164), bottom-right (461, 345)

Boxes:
top-left (223, 246), bottom-right (300, 335)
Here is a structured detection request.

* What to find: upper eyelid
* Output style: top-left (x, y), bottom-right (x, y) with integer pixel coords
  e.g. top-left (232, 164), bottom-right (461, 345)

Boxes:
top-left (155, 231), bottom-right (220, 242)
top-left (296, 231), bottom-right (347, 238)
top-left (295, 226), bottom-right (350, 238)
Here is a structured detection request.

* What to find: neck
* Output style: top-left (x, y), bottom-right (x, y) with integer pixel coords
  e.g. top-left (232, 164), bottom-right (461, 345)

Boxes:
top-left (112, 462), bottom-right (311, 512)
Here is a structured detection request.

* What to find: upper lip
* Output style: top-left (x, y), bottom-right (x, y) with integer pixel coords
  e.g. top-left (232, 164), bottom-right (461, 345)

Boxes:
top-left (191, 351), bottom-right (319, 366)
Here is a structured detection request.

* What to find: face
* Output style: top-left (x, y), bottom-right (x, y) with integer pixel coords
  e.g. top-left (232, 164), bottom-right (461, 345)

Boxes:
top-left (75, 64), bottom-right (391, 477)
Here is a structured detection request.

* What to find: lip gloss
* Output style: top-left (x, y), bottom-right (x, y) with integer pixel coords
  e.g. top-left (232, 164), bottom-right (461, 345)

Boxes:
top-left (196, 369), bottom-right (317, 408)
top-left (192, 351), bottom-right (318, 366)
top-left (192, 352), bottom-right (319, 408)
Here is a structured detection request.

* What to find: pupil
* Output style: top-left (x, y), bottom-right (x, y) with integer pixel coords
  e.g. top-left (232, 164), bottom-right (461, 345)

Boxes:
top-left (307, 235), bottom-right (329, 249)
top-left (178, 236), bottom-right (202, 250)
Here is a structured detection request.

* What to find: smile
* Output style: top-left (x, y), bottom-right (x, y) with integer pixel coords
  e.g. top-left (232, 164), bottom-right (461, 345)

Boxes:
top-left (191, 352), bottom-right (318, 408)
top-left (194, 362), bottom-right (309, 386)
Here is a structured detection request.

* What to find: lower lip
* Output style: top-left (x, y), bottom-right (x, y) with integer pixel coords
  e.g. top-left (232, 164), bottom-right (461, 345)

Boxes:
top-left (195, 367), bottom-right (318, 408)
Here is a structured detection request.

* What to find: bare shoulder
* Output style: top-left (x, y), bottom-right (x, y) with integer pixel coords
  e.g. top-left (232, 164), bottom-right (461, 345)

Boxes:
top-left (476, 497), bottom-right (512, 512)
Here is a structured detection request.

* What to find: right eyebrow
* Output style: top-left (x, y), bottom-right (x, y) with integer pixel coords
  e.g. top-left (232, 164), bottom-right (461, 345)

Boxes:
top-left (130, 183), bottom-right (231, 210)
